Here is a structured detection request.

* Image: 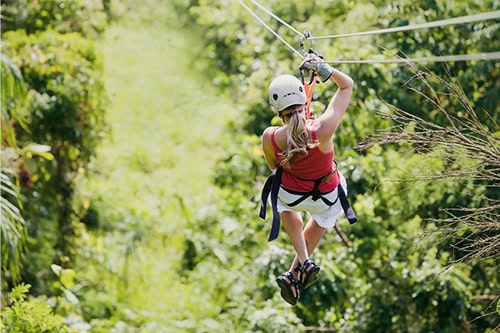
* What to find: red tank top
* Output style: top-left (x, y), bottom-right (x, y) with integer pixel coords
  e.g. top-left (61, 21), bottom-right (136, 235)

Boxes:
top-left (271, 127), bottom-right (340, 192)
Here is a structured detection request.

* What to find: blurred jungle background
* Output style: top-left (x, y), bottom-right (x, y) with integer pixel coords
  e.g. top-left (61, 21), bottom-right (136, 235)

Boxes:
top-left (1, 0), bottom-right (498, 332)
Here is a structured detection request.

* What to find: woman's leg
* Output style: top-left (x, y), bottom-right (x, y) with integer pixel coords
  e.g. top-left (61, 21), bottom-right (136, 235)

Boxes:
top-left (289, 216), bottom-right (326, 274)
top-left (280, 211), bottom-right (309, 266)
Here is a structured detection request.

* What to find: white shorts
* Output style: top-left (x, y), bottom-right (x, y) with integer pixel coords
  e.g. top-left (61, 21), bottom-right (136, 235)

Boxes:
top-left (276, 172), bottom-right (348, 228)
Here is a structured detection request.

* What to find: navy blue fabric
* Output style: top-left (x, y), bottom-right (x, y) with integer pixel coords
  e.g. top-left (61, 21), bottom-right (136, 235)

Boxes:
top-left (338, 185), bottom-right (357, 225)
top-left (259, 167), bottom-right (283, 241)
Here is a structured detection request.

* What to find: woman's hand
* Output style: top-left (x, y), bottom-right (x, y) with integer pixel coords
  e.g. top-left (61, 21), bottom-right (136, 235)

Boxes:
top-left (299, 53), bottom-right (334, 82)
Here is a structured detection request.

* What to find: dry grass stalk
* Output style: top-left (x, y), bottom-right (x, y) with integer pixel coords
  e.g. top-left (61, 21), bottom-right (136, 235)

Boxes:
top-left (358, 62), bottom-right (499, 264)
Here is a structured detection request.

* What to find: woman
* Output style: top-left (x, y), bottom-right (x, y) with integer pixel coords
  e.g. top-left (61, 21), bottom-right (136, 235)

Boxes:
top-left (261, 53), bottom-right (356, 305)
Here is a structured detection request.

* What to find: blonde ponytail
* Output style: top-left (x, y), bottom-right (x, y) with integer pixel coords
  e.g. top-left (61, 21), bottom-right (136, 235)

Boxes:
top-left (280, 112), bottom-right (317, 167)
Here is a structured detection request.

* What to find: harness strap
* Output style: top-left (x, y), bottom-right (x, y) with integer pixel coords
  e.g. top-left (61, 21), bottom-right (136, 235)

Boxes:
top-left (338, 185), bottom-right (357, 225)
top-left (286, 189), bottom-right (339, 207)
top-left (284, 176), bottom-right (338, 207)
top-left (259, 166), bottom-right (283, 241)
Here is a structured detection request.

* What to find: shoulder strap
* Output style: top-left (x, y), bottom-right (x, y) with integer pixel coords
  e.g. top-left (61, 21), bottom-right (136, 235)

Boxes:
top-left (311, 128), bottom-right (317, 141)
top-left (308, 118), bottom-right (317, 142)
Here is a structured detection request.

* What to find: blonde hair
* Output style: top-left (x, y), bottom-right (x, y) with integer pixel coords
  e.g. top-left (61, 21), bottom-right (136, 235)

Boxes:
top-left (279, 107), bottom-right (318, 168)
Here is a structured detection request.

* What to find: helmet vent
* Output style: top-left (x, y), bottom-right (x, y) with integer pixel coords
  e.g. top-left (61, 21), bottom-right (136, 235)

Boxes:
top-left (273, 93), bottom-right (278, 101)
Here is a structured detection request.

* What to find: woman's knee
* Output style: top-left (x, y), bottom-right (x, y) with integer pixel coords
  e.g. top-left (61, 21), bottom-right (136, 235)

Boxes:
top-left (280, 211), bottom-right (303, 226)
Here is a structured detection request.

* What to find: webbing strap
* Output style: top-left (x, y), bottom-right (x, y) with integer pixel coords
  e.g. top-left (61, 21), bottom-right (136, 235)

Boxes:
top-left (285, 177), bottom-right (338, 207)
top-left (286, 189), bottom-right (339, 207)
top-left (338, 185), bottom-right (357, 224)
top-left (259, 167), bottom-right (283, 241)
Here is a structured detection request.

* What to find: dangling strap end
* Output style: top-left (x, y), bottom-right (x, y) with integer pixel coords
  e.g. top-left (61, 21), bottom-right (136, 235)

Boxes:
top-left (259, 206), bottom-right (266, 220)
top-left (259, 173), bottom-right (276, 220)
top-left (267, 167), bottom-right (283, 241)
top-left (268, 215), bottom-right (281, 242)
top-left (338, 185), bottom-right (358, 225)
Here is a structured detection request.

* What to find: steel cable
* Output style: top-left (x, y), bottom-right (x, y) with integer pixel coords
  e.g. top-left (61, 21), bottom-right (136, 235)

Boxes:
top-left (239, 0), bottom-right (500, 63)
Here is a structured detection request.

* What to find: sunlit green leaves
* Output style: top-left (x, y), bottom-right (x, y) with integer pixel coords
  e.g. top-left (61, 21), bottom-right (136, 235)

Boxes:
top-left (0, 171), bottom-right (27, 282)
top-left (1, 284), bottom-right (76, 333)
top-left (2, 0), bottom-right (498, 331)
top-left (1, 0), bottom-right (107, 37)
top-left (185, 0), bottom-right (498, 331)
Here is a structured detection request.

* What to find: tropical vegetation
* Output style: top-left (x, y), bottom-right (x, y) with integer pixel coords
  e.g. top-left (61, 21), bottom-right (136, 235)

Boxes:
top-left (1, 0), bottom-right (498, 332)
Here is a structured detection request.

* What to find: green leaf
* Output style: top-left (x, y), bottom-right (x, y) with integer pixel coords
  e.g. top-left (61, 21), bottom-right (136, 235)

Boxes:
top-left (51, 264), bottom-right (63, 277)
top-left (60, 268), bottom-right (76, 289)
top-left (63, 287), bottom-right (79, 304)
top-left (8, 283), bottom-right (31, 304)
top-left (22, 143), bottom-right (54, 160)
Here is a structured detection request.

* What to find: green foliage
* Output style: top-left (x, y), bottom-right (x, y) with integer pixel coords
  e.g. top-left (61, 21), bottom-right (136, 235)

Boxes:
top-left (1, 55), bottom-right (28, 284)
top-left (0, 284), bottom-right (76, 333)
top-left (1, 0), bottom-right (108, 37)
top-left (0, 170), bottom-right (27, 283)
top-left (1, 5), bottom-right (107, 296)
top-left (3, 30), bottom-right (107, 152)
top-left (181, 0), bottom-right (499, 331)
top-left (214, 134), bottom-right (268, 197)
top-left (373, 0), bottom-right (499, 121)
top-left (1, 53), bottom-right (29, 142)
top-left (3, 0), bottom-right (498, 331)
top-left (1, 54), bottom-right (56, 286)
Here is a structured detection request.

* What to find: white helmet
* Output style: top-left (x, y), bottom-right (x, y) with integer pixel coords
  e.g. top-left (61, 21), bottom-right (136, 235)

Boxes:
top-left (269, 74), bottom-right (306, 113)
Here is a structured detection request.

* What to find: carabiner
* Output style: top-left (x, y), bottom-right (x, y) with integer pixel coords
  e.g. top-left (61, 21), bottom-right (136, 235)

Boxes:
top-left (299, 30), bottom-right (315, 56)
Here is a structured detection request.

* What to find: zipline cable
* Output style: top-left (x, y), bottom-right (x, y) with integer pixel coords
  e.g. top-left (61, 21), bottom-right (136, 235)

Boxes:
top-left (238, 0), bottom-right (303, 58)
top-left (246, 0), bottom-right (303, 37)
top-left (312, 10), bottom-right (500, 40)
top-left (327, 51), bottom-right (500, 64)
top-left (246, 0), bottom-right (500, 42)
top-left (239, 0), bottom-right (500, 63)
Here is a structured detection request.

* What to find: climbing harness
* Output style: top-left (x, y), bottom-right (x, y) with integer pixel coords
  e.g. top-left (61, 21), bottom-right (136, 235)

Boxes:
top-left (260, 166), bottom-right (358, 242)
